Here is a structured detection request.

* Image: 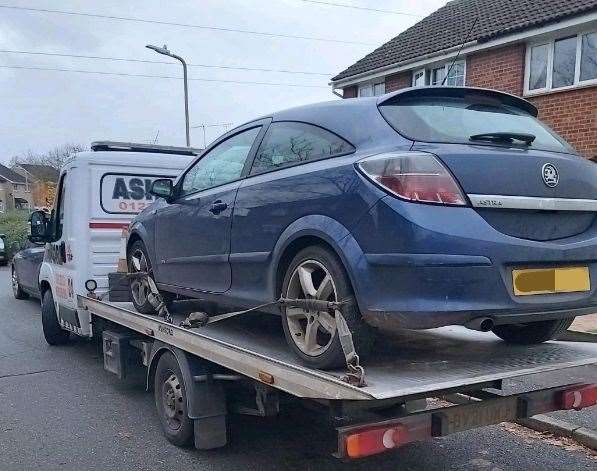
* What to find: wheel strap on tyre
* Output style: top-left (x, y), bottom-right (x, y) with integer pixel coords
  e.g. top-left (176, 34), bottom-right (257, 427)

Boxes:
top-left (333, 309), bottom-right (366, 387)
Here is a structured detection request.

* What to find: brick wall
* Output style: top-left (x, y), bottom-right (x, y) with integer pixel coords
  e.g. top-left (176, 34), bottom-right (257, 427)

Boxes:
top-left (384, 72), bottom-right (411, 92)
top-left (466, 44), bottom-right (526, 95)
top-left (529, 88), bottom-right (597, 160)
top-left (343, 85), bottom-right (358, 98)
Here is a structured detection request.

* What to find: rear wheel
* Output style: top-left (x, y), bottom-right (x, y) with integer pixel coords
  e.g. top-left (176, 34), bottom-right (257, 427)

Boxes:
top-left (12, 267), bottom-right (28, 300)
top-left (281, 245), bottom-right (374, 369)
top-left (154, 352), bottom-right (194, 447)
top-left (492, 317), bottom-right (574, 344)
top-left (41, 289), bottom-right (70, 345)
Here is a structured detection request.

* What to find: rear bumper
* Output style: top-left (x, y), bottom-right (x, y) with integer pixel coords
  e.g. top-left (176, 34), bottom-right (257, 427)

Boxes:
top-left (347, 196), bottom-right (597, 330)
top-left (362, 305), bottom-right (596, 331)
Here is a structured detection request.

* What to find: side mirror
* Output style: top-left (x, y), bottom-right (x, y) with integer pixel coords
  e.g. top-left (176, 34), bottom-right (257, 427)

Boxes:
top-left (150, 179), bottom-right (174, 201)
top-left (28, 210), bottom-right (49, 244)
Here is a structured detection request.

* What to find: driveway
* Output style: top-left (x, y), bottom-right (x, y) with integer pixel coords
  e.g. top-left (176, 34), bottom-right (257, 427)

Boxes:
top-left (0, 267), bottom-right (595, 470)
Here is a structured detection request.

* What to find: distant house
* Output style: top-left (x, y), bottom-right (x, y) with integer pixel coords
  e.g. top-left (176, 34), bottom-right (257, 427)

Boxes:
top-left (331, 0), bottom-right (597, 160)
top-left (0, 164), bottom-right (32, 212)
top-left (12, 163), bottom-right (59, 209)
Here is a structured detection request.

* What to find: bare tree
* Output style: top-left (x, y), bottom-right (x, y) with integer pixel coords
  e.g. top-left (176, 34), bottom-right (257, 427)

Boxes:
top-left (10, 143), bottom-right (87, 170)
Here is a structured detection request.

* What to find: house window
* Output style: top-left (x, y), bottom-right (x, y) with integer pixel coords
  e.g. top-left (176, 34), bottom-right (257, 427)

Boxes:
top-left (358, 81), bottom-right (385, 97)
top-left (413, 69), bottom-right (425, 87)
top-left (525, 30), bottom-right (597, 94)
top-left (431, 67), bottom-right (446, 86)
top-left (529, 43), bottom-right (549, 90)
top-left (412, 60), bottom-right (466, 87)
top-left (580, 31), bottom-right (597, 82)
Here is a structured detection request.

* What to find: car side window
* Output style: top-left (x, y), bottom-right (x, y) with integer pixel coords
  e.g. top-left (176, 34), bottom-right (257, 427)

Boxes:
top-left (180, 126), bottom-right (261, 196)
top-left (250, 121), bottom-right (354, 175)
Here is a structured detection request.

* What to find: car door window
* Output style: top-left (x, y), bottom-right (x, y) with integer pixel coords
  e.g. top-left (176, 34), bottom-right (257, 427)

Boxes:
top-left (180, 127), bottom-right (261, 196)
top-left (250, 122), bottom-right (355, 175)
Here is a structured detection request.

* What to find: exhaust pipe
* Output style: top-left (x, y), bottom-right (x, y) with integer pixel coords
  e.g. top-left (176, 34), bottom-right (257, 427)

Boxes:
top-left (465, 317), bottom-right (494, 332)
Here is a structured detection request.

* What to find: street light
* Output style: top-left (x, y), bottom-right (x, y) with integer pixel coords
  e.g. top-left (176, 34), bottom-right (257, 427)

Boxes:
top-left (146, 44), bottom-right (190, 147)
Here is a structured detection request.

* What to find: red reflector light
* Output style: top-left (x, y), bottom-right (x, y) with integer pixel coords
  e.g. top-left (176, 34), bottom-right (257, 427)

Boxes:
top-left (345, 424), bottom-right (408, 459)
top-left (561, 384), bottom-right (597, 411)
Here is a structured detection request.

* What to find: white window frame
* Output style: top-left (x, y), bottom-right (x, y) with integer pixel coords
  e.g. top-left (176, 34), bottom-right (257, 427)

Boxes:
top-left (412, 68), bottom-right (426, 87)
top-left (411, 60), bottom-right (466, 87)
top-left (358, 80), bottom-right (385, 97)
top-left (524, 30), bottom-right (597, 96)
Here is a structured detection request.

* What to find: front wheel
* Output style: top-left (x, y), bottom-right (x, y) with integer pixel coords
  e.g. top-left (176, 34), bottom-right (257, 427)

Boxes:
top-left (41, 290), bottom-right (70, 345)
top-left (281, 246), bottom-right (374, 369)
top-left (12, 267), bottom-right (28, 300)
top-left (492, 317), bottom-right (574, 344)
top-left (128, 240), bottom-right (158, 314)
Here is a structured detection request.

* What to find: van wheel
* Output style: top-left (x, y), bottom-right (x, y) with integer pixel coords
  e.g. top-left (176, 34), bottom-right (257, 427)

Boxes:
top-left (12, 267), bottom-right (28, 299)
top-left (154, 352), bottom-right (194, 447)
top-left (41, 290), bottom-right (70, 345)
top-left (281, 246), bottom-right (374, 369)
top-left (492, 318), bottom-right (574, 344)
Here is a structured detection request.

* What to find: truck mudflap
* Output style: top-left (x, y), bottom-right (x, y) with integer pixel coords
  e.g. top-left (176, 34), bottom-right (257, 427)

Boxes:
top-left (336, 383), bottom-right (597, 460)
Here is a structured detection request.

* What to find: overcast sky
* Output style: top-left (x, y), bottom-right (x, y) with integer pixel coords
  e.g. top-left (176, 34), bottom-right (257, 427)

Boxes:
top-left (0, 0), bottom-right (446, 161)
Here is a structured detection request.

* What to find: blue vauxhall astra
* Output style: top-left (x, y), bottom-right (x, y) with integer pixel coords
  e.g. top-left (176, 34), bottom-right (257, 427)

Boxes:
top-left (128, 86), bottom-right (597, 368)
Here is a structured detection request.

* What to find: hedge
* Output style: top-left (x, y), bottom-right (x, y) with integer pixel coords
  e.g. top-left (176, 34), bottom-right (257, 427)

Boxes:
top-left (0, 211), bottom-right (31, 259)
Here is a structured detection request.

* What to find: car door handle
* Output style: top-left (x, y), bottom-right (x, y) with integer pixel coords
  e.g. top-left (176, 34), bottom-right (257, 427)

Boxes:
top-left (209, 201), bottom-right (228, 214)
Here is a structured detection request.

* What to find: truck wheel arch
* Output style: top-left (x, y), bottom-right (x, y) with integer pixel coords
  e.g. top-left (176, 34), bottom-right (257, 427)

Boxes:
top-left (146, 342), bottom-right (227, 420)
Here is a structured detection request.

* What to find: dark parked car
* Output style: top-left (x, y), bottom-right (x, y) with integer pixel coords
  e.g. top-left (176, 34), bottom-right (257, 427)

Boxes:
top-left (11, 243), bottom-right (44, 299)
top-left (127, 86), bottom-right (597, 368)
top-left (0, 235), bottom-right (6, 266)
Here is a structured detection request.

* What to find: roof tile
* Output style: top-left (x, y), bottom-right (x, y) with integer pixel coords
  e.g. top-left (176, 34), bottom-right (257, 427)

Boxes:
top-left (332, 0), bottom-right (597, 82)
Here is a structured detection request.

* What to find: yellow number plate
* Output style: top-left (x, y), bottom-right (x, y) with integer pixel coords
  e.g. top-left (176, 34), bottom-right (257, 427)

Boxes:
top-left (512, 267), bottom-right (590, 296)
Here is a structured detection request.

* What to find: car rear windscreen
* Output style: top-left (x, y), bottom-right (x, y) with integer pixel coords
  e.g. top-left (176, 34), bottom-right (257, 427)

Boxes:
top-left (379, 93), bottom-right (573, 154)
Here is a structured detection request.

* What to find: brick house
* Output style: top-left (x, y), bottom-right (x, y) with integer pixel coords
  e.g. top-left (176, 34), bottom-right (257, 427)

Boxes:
top-left (12, 163), bottom-right (59, 209)
top-left (0, 164), bottom-right (32, 212)
top-left (331, 0), bottom-right (596, 159)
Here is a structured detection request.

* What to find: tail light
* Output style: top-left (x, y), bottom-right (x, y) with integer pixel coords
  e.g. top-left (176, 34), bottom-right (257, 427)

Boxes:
top-left (357, 152), bottom-right (467, 206)
top-left (344, 424), bottom-right (409, 459)
top-left (561, 384), bottom-right (597, 411)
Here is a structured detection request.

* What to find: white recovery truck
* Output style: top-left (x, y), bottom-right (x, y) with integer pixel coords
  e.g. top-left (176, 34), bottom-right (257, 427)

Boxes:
top-left (30, 142), bottom-right (597, 460)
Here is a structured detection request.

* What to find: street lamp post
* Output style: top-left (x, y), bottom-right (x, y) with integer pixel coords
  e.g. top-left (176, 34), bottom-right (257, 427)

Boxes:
top-left (146, 44), bottom-right (191, 147)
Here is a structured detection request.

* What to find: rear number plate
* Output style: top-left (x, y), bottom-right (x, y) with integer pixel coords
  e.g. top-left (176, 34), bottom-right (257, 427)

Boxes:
top-left (432, 397), bottom-right (519, 436)
top-left (512, 267), bottom-right (590, 296)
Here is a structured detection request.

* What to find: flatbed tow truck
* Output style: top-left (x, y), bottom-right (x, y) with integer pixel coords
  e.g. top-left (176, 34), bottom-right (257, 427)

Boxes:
top-left (30, 143), bottom-right (596, 460)
top-left (79, 293), bottom-right (597, 460)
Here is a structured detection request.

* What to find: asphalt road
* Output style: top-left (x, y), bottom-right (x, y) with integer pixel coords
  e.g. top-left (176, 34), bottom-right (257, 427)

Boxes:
top-left (0, 266), bottom-right (595, 470)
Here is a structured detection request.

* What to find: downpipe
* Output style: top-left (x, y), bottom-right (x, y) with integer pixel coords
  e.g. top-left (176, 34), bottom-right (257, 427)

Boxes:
top-left (464, 317), bottom-right (495, 332)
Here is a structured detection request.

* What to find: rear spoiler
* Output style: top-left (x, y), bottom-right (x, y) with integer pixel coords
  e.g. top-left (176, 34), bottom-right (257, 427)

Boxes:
top-left (91, 141), bottom-right (203, 156)
top-left (377, 86), bottom-right (538, 117)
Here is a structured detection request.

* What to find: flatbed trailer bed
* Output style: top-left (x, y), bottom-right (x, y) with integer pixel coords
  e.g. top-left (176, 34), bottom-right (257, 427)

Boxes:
top-left (79, 295), bottom-right (597, 459)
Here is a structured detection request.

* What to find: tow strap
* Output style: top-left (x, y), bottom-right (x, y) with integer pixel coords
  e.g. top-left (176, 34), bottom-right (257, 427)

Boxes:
top-left (122, 271), bottom-right (366, 387)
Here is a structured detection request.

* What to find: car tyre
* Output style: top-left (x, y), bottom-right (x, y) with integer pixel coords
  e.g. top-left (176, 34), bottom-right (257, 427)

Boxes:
top-left (127, 240), bottom-right (174, 314)
top-left (492, 317), bottom-right (574, 344)
top-left (154, 351), bottom-right (194, 447)
top-left (281, 245), bottom-right (374, 369)
top-left (12, 266), bottom-right (28, 300)
top-left (41, 289), bottom-right (70, 345)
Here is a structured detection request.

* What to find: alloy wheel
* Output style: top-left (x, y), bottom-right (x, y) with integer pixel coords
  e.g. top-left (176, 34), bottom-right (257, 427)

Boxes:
top-left (130, 249), bottom-right (150, 306)
top-left (284, 260), bottom-right (338, 356)
top-left (11, 268), bottom-right (19, 296)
